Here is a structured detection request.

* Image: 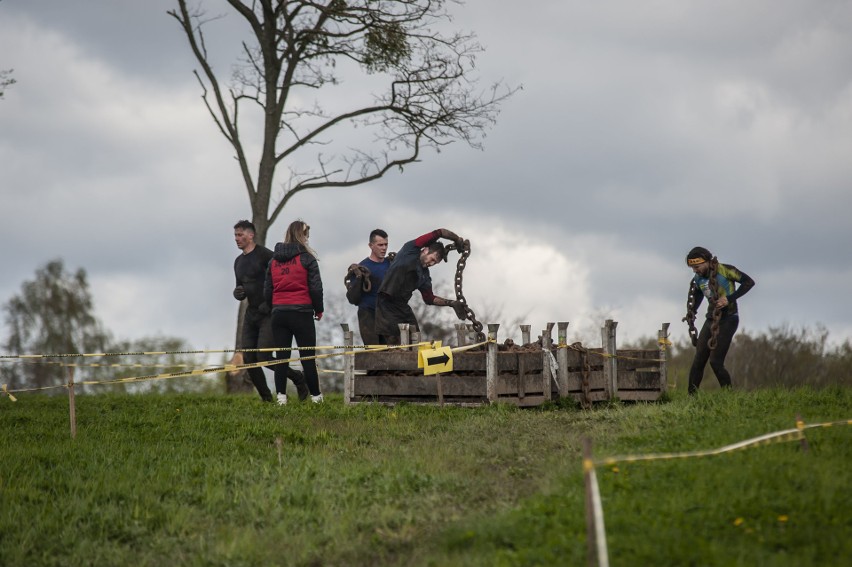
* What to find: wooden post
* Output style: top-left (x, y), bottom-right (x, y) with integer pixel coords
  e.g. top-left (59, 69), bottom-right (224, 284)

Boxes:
top-left (542, 324), bottom-right (553, 401)
top-left (399, 324), bottom-right (410, 350)
top-left (436, 373), bottom-right (444, 407)
top-left (455, 323), bottom-right (467, 347)
top-left (557, 322), bottom-right (570, 398)
top-left (583, 437), bottom-right (610, 567)
top-left (67, 366), bottom-right (77, 439)
top-left (601, 320), bottom-right (618, 400)
top-left (658, 323), bottom-right (670, 394)
top-left (466, 324), bottom-right (476, 344)
top-left (796, 413), bottom-right (809, 453)
top-left (341, 325), bottom-right (355, 404)
top-left (520, 324), bottom-right (531, 345)
top-left (410, 330), bottom-right (421, 349)
top-left (486, 324), bottom-right (500, 403)
top-left (518, 353), bottom-right (526, 401)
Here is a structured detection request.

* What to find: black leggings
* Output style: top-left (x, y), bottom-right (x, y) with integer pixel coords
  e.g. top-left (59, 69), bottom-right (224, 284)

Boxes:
top-left (688, 315), bottom-right (739, 394)
top-left (271, 310), bottom-right (321, 396)
top-left (242, 309), bottom-right (274, 399)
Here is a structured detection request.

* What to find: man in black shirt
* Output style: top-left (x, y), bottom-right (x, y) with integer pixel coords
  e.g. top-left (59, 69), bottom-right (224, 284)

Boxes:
top-left (233, 220), bottom-right (308, 401)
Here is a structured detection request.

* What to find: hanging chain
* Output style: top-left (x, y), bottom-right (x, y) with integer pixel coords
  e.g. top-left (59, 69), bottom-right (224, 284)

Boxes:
top-left (707, 257), bottom-right (722, 350)
top-left (445, 240), bottom-right (485, 342)
top-left (684, 258), bottom-right (723, 351)
top-left (683, 281), bottom-right (699, 347)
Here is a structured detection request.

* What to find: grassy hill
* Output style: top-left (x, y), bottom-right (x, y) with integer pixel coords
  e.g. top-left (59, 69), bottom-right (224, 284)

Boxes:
top-left (1, 387), bottom-right (849, 566)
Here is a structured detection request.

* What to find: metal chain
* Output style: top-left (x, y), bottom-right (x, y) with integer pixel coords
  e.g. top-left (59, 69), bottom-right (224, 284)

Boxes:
top-left (684, 281), bottom-right (699, 347)
top-left (445, 240), bottom-right (486, 342)
top-left (344, 264), bottom-right (372, 292)
top-left (707, 257), bottom-right (722, 350)
top-left (683, 258), bottom-right (723, 351)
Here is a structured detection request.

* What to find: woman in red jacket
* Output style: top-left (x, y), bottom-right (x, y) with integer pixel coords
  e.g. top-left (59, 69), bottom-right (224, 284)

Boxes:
top-left (264, 220), bottom-right (324, 405)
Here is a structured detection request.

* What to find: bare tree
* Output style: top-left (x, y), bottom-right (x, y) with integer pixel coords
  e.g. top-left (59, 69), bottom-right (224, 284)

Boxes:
top-left (169, 0), bottom-right (517, 244)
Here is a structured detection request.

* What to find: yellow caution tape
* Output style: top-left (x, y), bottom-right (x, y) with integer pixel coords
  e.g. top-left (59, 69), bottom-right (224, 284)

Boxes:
top-left (0, 342), bottom-right (433, 360)
top-left (592, 418), bottom-right (850, 467)
top-left (0, 340), bottom-right (457, 398)
top-left (1, 383), bottom-right (17, 402)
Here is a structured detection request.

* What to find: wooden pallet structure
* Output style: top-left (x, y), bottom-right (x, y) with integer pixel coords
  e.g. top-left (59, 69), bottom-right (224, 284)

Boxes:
top-left (340, 320), bottom-right (670, 407)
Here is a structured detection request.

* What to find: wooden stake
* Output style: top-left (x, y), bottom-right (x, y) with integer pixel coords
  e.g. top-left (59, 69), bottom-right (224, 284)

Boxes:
top-left (486, 324), bottom-right (500, 403)
top-left (583, 437), bottom-right (609, 567)
top-left (796, 413), bottom-right (809, 453)
top-left (67, 366), bottom-right (77, 439)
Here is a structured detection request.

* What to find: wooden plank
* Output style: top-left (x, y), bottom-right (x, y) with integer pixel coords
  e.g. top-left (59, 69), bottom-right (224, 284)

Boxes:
top-left (495, 373), bottom-right (547, 396)
top-left (493, 394), bottom-right (547, 407)
top-left (561, 371), bottom-right (607, 391)
top-left (349, 397), bottom-right (488, 407)
top-left (353, 374), bottom-right (486, 396)
top-left (616, 370), bottom-right (663, 390)
top-left (616, 390), bottom-right (663, 401)
top-left (616, 350), bottom-right (663, 371)
top-left (354, 351), bottom-right (543, 372)
top-left (560, 390), bottom-right (609, 403)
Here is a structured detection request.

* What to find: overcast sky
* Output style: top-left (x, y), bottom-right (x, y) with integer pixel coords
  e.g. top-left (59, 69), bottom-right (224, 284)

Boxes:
top-left (2, 0), bottom-right (852, 359)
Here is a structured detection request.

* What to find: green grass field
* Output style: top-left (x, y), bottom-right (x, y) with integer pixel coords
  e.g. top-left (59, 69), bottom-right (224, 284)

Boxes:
top-left (1, 387), bottom-right (849, 566)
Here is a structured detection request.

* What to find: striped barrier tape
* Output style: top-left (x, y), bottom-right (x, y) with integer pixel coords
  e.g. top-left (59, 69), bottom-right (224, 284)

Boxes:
top-left (0, 340), bottom-right (469, 400)
top-left (591, 418), bottom-right (851, 467)
top-left (0, 342), bottom-right (436, 360)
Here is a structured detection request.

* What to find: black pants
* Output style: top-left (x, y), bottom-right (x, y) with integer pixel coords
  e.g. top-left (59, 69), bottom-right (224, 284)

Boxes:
top-left (271, 310), bottom-right (321, 396)
top-left (688, 315), bottom-right (739, 394)
top-left (375, 295), bottom-right (418, 345)
top-left (242, 309), bottom-right (274, 400)
top-left (357, 307), bottom-right (382, 346)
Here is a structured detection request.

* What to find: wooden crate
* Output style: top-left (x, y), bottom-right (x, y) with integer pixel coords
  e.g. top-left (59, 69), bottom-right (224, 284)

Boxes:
top-left (340, 321), bottom-right (670, 406)
top-left (352, 350), bottom-right (549, 407)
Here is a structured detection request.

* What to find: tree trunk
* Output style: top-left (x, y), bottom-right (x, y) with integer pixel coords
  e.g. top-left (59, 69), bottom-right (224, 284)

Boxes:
top-left (225, 301), bottom-right (253, 394)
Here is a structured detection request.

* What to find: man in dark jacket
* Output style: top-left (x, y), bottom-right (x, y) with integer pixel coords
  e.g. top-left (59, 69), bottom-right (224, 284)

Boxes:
top-left (375, 228), bottom-right (467, 344)
top-left (233, 220), bottom-right (308, 402)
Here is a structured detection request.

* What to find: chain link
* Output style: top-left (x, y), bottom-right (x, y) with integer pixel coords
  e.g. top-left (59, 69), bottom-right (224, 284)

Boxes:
top-left (684, 281), bottom-right (699, 347)
top-left (707, 258), bottom-right (722, 350)
top-left (445, 240), bottom-right (486, 342)
top-left (683, 258), bottom-right (722, 351)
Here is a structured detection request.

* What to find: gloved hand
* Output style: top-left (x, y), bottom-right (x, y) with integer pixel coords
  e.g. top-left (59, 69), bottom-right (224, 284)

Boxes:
top-left (233, 286), bottom-right (247, 300)
top-left (449, 300), bottom-right (467, 320)
top-left (314, 312), bottom-right (323, 321)
top-left (440, 229), bottom-right (460, 247)
top-left (257, 302), bottom-right (271, 316)
top-left (455, 238), bottom-right (466, 253)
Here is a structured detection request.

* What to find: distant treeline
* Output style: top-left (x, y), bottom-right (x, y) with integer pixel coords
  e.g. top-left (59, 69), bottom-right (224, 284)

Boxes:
top-left (629, 325), bottom-right (851, 391)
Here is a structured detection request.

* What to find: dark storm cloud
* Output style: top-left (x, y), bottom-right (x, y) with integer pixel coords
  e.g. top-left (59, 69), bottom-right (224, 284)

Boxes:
top-left (2, 0), bottom-right (851, 351)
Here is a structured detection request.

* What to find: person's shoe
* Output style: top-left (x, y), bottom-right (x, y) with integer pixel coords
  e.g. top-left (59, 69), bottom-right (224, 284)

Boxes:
top-left (310, 393), bottom-right (324, 404)
top-left (276, 393), bottom-right (288, 406)
top-left (289, 369), bottom-right (309, 401)
top-left (296, 380), bottom-right (310, 402)
top-left (261, 393), bottom-right (274, 403)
